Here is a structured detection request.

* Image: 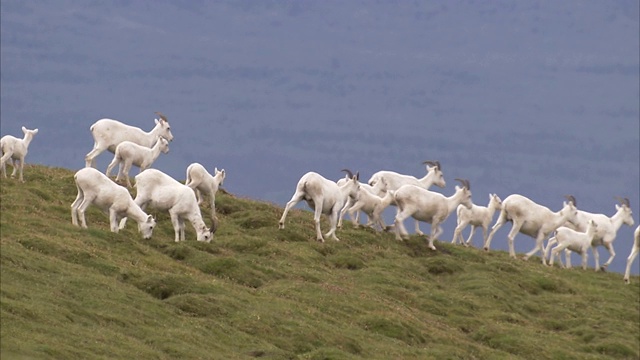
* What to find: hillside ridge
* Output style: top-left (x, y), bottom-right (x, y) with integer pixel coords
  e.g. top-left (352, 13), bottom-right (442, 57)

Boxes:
top-left (1, 165), bottom-right (639, 359)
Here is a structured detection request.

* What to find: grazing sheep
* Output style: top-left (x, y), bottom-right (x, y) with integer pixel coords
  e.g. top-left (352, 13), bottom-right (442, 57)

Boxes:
top-left (85, 112), bottom-right (173, 168)
top-left (1, 126), bottom-right (39, 182)
top-left (452, 193), bottom-right (502, 247)
top-left (623, 225), bottom-right (640, 284)
top-left (394, 178), bottom-right (472, 251)
top-left (121, 168), bottom-right (215, 242)
top-left (70, 167), bottom-right (156, 239)
top-left (279, 169), bottom-right (360, 242)
top-left (105, 136), bottom-right (170, 187)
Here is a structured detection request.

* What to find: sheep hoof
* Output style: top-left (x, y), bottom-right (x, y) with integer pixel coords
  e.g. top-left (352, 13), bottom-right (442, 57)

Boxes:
top-left (600, 266), bottom-right (607, 272)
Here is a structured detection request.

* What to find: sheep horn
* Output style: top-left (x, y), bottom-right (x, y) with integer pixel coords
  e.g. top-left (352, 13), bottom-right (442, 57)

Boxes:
top-left (154, 111), bottom-right (168, 122)
top-left (454, 178), bottom-right (470, 190)
top-left (341, 169), bottom-right (354, 178)
top-left (209, 216), bottom-right (219, 235)
top-left (615, 196), bottom-right (630, 207)
top-left (564, 195), bottom-right (577, 206)
top-left (423, 160), bottom-right (440, 170)
top-left (355, 171), bottom-right (360, 181)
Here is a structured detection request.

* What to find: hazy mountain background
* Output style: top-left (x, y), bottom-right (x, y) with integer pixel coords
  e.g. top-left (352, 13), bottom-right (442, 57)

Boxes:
top-left (1, 0), bottom-right (638, 274)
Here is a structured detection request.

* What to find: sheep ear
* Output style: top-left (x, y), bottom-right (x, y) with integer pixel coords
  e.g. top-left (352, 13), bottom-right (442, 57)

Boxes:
top-left (22, 126), bottom-right (27, 132)
top-left (33, 129), bottom-right (39, 133)
top-left (147, 215), bottom-right (154, 222)
top-left (214, 167), bottom-right (218, 172)
top-left (155, 118), bottom-right (160, 125)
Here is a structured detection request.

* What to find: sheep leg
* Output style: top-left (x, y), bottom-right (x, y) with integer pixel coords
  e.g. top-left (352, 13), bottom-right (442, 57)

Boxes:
top-left (77, 195), bottom-right (96, 229)
top-left (464, 225), bottom-right (476, 246)
top-left (109, 208), bottom-right (120, 233)
top-left (505, 221), bottom-right (523, 259)
top-left (16, 157), bottom-right (24, 182)
top-left (279, 192), bottom-right (305, 230)
top-left (313, 202), bottom-right (326, 242)
top-left (426, 222), bottom-right (440, 251)
top-left (0, 150), bottom-right (10, 178)
top-left (484, 212), bottom-right (507, 251)
top-left (70, 186), bottom-right (84, 227)
top-left (85, 145), bottom-right (106, 168)
top-left (451, 221), bottom-right (466, 245)
top-left (170, 212), bottom-right (182, 242)
top-left (414, 220), bottom-right (424, 236)
top-left (394, 208), bottom-right (411, 240)
top-left (105, 156), bottom-right (119, 177)
top-left (523, 232), bottom-right (547, 264)
top-left (338, 197), bottom-right (354, 228)
top-left (624, 245), bottom-right (639, 284)
top-left (324, 208), bottom-right (341, 242)
top-left (179, 217), bottom-right (186, 241)
top-left (564, 250), bottom-right (572, 268)
top-left (600, 242), bottom-right (615, 271)
top-left (591, 246), bottom-right (601, 271)
top-left (580, 251), bottom-right (588, 270)
top-left (543, 237), bottom-right (557, 263)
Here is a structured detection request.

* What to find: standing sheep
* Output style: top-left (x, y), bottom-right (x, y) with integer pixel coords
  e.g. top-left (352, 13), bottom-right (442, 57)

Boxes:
top-left (1, 126), bottom-right (39, 182)
top-left (185, 163), bottom-right (226, 218)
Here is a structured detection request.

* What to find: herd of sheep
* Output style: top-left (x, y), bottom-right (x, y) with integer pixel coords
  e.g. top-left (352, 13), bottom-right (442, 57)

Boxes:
top-left (1, 113), bottom-right (638, 284)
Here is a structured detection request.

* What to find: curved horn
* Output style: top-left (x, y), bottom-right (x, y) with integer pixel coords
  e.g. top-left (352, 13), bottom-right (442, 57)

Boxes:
top-left (615, 196), bottom-right (630, 207)
top-left (454, 178), bottom-right (469, 190)
top-left (423, 160), bottom-right (440, 170)
top-left (209, 216), bottom-right (219, 235)
top-left (341, 169), bottom-right (354, 178)
top-left (154, 111), bottom-right (168, 122)
top-left (564, 195), bottom-right (577, 206)
top-left (355, 171), bottom-right (360, 181)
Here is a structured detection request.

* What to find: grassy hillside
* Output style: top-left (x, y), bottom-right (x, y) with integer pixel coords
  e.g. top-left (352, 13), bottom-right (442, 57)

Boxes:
top-left (1, 165), bottom-right (639, 360)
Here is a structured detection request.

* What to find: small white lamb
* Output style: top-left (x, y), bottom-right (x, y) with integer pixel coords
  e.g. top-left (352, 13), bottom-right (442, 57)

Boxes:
top-left (105, 136), bottom-right (170, 187)
top-left (1, 126), bottom-right (39, 182)
top-left (546, 219), bottom-right (598, 270)
top-left (185, 163), bottom-right (226, 218)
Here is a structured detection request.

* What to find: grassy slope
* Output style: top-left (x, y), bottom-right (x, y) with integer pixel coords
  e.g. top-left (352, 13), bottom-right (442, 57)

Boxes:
top-left (1, 165), bottom-right (639, 360)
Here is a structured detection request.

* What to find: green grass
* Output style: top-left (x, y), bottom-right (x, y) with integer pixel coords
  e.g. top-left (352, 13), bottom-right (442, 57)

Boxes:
top-left (1, 164), bottom-right (639, 359)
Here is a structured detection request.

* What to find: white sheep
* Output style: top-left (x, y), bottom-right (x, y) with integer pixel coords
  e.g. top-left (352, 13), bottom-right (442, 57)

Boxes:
top-left (484, 195), bottom-right (579, 264)
top-left (566, 197), bottom-right (635, 271)
top-left (70, 167), bottom-right (156, 239)
top-left (337, 175), bottom-right (388, 228)
top-left (394, 178), bottom-right (472, 251)
top-left (623, 225), bottom-right (640, 284)
top-left (105, 136), bottom-right (170, 187)
top-left (185, 163), bottom-right (226, 218)
top-left (545, 219), bottom-right (598, 270)
top-left (451, 193), bottom-right (502, 247)
top-left (85, 112), bottom-right (174, 168)
top-left (119, 168), bottom-right (215, 242)
top-left (279, 169), bottom-right (360, 242)
top-left (1, 126), bottom-right (39, 182)
top-left (343, 184), bottom-right (396, 231)
top-left (368, 160), bottom-right (446, 235)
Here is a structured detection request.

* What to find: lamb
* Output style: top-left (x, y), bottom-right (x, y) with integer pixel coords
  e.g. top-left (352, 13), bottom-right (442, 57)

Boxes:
top-left (623, 225), bottom-right (640, 284)
top-left (368, 160), bottom-right (446, 235)
top-left (342, 183), bottom-right (396, 231)
top-left (337, 176), bottom-right (388, 229)
top-left (70, 167), bottom-right (156, 239)
top-left (545, 219), bottom-right (598, 270)
top-left (185, 163), bottom-right (226, 218)
top-left (565, 197), bottom-right (635, 271)
top-left (484, 195), bottom-right (579, 264)
top-left (394, 178), bottom-right (472, 251)
top-left (451, 193), bottom-right (502, 247)
top-left (119, 169), bottom-right (215, 242)
top-left (105, 136), bottom-right (170, 187)
top-left (279, 169), bottom-right (360, 242)
top-left (1, 126), bottom-right (39, 182)
top-left (85, 112), bottom-right (174, 168)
